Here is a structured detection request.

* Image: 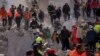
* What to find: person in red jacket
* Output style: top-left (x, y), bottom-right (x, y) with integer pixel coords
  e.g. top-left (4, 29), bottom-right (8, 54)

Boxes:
top-left (0, 6), bottom-right (7, 27)
top-left (71, 25), bottom-right (78, 46)
top-left (91, 0), bottom-right (99, 18)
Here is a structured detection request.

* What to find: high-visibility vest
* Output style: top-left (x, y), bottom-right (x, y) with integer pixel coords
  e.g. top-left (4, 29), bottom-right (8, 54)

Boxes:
top-left (0, 8), bottom-right (7, 19)
top-left (8, 10), bottom-right (12, 17)
top-left (69, 49), bottom-right (86, 56)
top-left (94, 25), bottom-right (100, 33)
top-left (24, 11), bottom-right (30, 20)
top-left (35, 37), bottom-right (42, 44)
top-left (15, 11), bottom-right (20, 17)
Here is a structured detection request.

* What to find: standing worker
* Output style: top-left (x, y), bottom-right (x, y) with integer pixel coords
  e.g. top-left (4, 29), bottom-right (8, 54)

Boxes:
top-left (0, 6), bottom-right (7, 27)
top-left (15, 8), bottom-right (21, 29)
top-left (24, 7), bottom-right (31, 30)
top-left (7, 8), bottom-right (13, 30)
top-left (10, 5), bottom-right (16, 19)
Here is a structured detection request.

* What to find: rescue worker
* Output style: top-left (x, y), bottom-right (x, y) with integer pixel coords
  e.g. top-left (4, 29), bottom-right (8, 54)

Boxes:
top-left (24, 7), bottom-right (31, 30)
top-left (94, 24), bottom-right (100, 34)
top-left (60, 26), bottom-right (71, 51)
top-left (62, 3), bottom-right (70, 20)
top-left (17, 4), bottom-right (23, 20)
top-left (68, 44), bottom-right (86, 56)
top-left (0, 6), bottom-right (7, 27)
top-left (15, 8), bottom-right (21, 29)
top-left (26, 50), bottom-right (34, 56)
top-left (35, 35), bottom-right (43, 45)
top-left (10, 5), bottom-right (16, 19)
top-left (7, 8), bottom-right (13, 30)
top-left (33, 43), bottom-right (43, 56)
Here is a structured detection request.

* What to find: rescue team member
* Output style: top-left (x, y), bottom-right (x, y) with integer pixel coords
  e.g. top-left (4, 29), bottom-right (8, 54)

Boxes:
top-left (0, 6), bottom-right (7, 27)
top-left (10, 5), bottom-right (16, 19)
top-left (15, 8), bottom-right (21, 29)
top-left (7, 8), bottom-right (13, 30)
top-left (24, 7), bottom-right (31, 30)
top-left (68, 44), bottom-right (86, 56)
top-left (35, 36), bottom-right (43, 45)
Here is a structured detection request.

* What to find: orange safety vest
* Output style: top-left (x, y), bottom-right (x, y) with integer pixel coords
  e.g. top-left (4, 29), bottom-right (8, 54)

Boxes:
top-left (15, 11), bottom-right (20, 17)
top-left (24, 11), bottom-right (30, 20)
top-left (0, 8), bottom-right (7, 19)
top-left (69, 49), bottom-right (86, 56)
top-left (8, 10), bottom-right (12, 17)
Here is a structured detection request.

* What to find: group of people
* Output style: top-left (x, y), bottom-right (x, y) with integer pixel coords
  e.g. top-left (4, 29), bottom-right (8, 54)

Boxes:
top-left (0, 4), bottom-right (45, 30)
top-left (47, 0), bottom-right (100, 24)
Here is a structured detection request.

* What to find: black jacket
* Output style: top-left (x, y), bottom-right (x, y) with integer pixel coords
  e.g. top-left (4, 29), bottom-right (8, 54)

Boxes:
top-left (56, 8), bottom-right (61, 18)
top-left (38, 10), bottom-right (44, 19)
top-left (60, 29), bottom-right (71, 40)
top-left (62, 4), bottom-right (70, 14)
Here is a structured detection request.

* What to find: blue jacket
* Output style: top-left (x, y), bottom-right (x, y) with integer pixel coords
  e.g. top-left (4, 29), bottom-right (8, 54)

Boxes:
top-left (86, 29), bottom-right (97, 42)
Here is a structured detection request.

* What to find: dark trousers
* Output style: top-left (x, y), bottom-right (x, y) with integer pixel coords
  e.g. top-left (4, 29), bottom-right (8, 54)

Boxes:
top-left (82, 7), bottom-right (85, 17)
top-left (61, 39), bottom-right (70, 51)
top-left (2, 19), bottom-right (7, 27)
top-left (63, 13), bottom-right (70, 20)
top-left (8, 17), bottom-right (13, 29)
top-left (15, 17), bottom-right (21, 28)
top-left (50, 15), bottom-right (56, 24)
top-left (93, 8), bottom-right (97, 18)
top-left (86, 9), bottom-right (91, 18)
top-left (88, 42), bottom-right (96, 51)
top-left (39, 18), bottom-right (44, 22)
top-left (24, 20), bottom-right (29, 30)
top-left (74, 11), bottom-right (80, 20)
